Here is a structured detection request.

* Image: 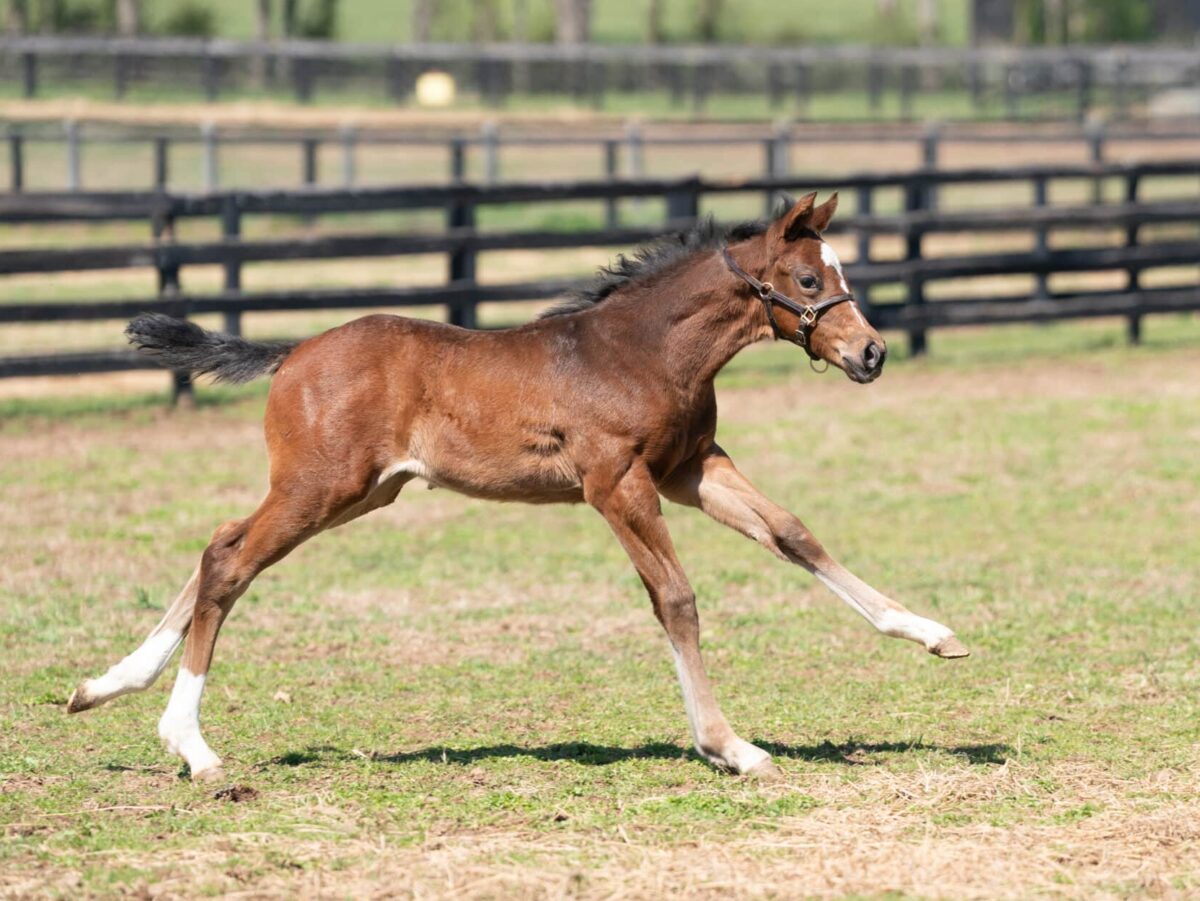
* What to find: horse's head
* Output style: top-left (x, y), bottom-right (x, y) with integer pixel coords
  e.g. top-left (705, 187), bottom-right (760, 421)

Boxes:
top-left (750, 192), bottom-right (885, 384)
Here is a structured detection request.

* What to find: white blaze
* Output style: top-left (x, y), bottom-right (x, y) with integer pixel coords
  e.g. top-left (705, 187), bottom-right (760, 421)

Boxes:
top-left (819, 240), bottom-right (868, 325)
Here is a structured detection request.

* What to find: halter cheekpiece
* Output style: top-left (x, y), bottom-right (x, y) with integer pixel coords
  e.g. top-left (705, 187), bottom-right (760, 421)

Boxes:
top-left (721, 244), bottom-right (856, 366)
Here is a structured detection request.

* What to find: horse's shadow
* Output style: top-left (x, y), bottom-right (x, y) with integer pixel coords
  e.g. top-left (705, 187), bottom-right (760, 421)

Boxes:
top-left (260, 739), bottom-right (1011, 770)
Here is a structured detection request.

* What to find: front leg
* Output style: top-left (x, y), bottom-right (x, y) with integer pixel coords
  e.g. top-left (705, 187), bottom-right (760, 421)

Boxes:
top-left (585, 460), bottom-right (779, 777)
top-left (661, 446), bottom-right (968, 659)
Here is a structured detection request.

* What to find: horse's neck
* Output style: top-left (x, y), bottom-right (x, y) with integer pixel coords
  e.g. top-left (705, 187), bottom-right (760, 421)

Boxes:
top-left (592, 250), bottom-right (767, 392)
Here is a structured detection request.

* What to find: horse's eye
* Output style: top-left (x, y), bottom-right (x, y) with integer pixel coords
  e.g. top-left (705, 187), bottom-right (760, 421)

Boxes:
top-left (798, 275), bottom-right (818, 290)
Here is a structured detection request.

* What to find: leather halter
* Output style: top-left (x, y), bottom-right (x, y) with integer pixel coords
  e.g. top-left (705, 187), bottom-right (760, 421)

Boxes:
top-left (721, 244), bottom-right (856, 362)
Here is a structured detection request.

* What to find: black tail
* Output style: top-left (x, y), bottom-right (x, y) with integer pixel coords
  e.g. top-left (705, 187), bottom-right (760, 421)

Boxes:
top-left (125, 314), bottom-right (297, 384)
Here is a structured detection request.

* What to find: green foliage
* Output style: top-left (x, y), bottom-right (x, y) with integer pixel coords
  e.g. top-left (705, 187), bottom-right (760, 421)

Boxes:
top-left (28, 0), bottom-right (107, 33)
top-left (294, 0), bottom-right (338, 40)
top-left (158, 1), bottom-right (215, 38)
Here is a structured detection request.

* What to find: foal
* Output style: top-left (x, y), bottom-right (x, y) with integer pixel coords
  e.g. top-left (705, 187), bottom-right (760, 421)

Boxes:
top-left (68, 193), bottom-right (967, 781)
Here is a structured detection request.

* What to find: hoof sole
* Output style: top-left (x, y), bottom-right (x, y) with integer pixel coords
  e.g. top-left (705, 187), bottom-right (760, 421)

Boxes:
top-left (745, 758), bottom-right (783, 781)
top-left (930, 636), bottom-right (970, 659)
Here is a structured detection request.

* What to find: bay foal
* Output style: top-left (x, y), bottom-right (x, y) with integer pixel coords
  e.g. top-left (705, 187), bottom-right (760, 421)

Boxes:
top-left (68, 193), bottom-right (967, 781)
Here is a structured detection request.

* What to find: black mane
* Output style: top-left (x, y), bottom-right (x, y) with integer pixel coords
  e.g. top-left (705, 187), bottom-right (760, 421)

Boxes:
top-left (538, 209), bottom-right (784, 319)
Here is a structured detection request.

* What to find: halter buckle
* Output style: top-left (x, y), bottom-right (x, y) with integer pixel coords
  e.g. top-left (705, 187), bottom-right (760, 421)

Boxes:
top-left (757, 282), bottom-right (774, 301)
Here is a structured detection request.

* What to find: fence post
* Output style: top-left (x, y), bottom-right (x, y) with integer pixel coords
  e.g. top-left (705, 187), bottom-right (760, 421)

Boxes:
top-left (1087, 121), bottom-right (1105, 204)
top-left (302, 137), bottom-right (319, 186)
top-left (604, 138), bottom-right (620, 228)
top-left (221, 197), bottom-right (243, 336)
top-left (481, 120), bottom-right (500, 184)
top-left (794, 62), bottom-right (810, 119)
top-left (856, 185), bottom-right (872, 312)
top-left (763, 121), bottom-right (790, 216)
top-left (900, 64), bottom-right (917, 121)
top-left (1114, 55), bottom-right (1131, 120)
top-left (152, 208), bottom-right (191, 406)
top-left (665, 179), bottom-right (700, 224)
top-left (202, 122), bottom-right (218, 191)
top-left (624, 119), bottom-right (644, 179)
top-left (21, 52), bottom-right (37, 98)
top-left (294, 56), bottom-right (315, 103)
top-left (691, 63), bottom-right (709, 114)
top-left (1125, 172), bottom-right (1142, 344)
top-left (9, 132), bottom-right (23, 193)
top-left (447, 193), bottom-right (478, 329)
top-left (1004, 63), bottom-right (1018, 120)
top-left (153, 137), bottom-right (169, 189)
top-left (1075, 59), bottom-right (1092, 123)
top-left (64, 120), bottom-right (81, 192)
top-left (767, 63), bottom-right (784, 110)
top-left (449, 136), bottom-right (467, 182)
top-left (114, 52), bottom-right (129, 99)
top-left (868, 60), bottom-right (884, 114)
top-left (203, 52), bottom-right (220, 101)
top-left (1033, 175), bottom-right (1049, 299)
top-left (903, 174), bottom-right (927, 356)
top-left (922, 122), bottom-right (940, 209)
top-left (339, 125), bottom-right (356, 187)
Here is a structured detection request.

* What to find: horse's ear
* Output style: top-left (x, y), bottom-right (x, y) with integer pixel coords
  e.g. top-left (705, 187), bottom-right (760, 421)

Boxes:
top-left (809, 192), bottom-right (839, 233)
top-left (769, 191), bottom-right (818, 243)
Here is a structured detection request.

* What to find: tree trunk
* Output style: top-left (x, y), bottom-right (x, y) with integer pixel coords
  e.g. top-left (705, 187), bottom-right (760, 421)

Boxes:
top-left (4, 0), bottom-right (28, 35)
top-left (253, 0), bottom-right (272, 88)
top-left (697, 0), bottom-right (722, 42)
top-left (554, 0), bottom-right (590, 43)
top-left (413, 0), bottom-right (433, 43)
top-left (647, 0), bottom-right (664, 43)
top-left (917, 0), bottom-right (938, 45)
top-left (282, 0), bottom-right (297, 38)
top-left (115, 0), bottom-right (140, 35)
top-left (473, 0), bottom-right (501, 41)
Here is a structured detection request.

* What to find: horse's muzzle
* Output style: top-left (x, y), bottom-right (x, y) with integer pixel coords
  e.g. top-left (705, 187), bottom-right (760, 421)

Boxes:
top-left (844, 339), bottom-right (887, 383)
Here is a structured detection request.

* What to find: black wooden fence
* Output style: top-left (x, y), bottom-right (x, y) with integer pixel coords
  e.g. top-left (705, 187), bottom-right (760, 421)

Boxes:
top-left (3, 36), bottom-right (1200, 120)
top-left (7, 117), bottom-right (1200, 194)
top-left (2, 159), bottom-right (1199, 400)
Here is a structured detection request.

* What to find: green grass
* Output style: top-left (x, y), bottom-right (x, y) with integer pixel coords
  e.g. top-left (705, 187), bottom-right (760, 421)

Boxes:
top-left (2, 318), bottom-right (1200, 897)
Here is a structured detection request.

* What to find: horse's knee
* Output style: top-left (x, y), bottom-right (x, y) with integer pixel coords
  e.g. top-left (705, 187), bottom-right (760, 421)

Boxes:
top-left (199, 519), bottom-right (253, 596)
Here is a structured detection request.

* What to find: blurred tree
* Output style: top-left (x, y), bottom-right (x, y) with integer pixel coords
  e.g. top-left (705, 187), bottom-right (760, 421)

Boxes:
top-left (647, 0), bottom-right (664, 43)
top-left (114, 0), bottom-right (138, 34)
top-left (473, 0), bottom-right (501, 41)
top-left (917, 0), bottom-right (939, 43)
top-left (160, 1), bottom-right (214, 37)
top-left (4, 0), bottom-right (28, 34)
top-left (554, 0), bottom-right (590, 43)
top-left (413, 0), bottom-right (432, 42)
top-left (696, 0), bottom-right (722, 41)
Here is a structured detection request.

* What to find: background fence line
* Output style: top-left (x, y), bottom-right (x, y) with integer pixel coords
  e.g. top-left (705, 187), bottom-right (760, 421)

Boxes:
top-left (3, 36), bottom-right (1200, 119)
top-left (6, 117), bottom-right (1200, 194)
top-left (3, 159), bottom-right (1199, 401)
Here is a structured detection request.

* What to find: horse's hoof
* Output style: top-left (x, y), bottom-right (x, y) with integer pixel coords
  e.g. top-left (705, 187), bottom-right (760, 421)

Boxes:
top-left (66, 684), bottom-right (95, 714)
top-left (745, 758), bottom-right (783, 781)
top-left (191, 765), bottom-right (226, 784)
top-left (930, 636), bottom-right (970, 659)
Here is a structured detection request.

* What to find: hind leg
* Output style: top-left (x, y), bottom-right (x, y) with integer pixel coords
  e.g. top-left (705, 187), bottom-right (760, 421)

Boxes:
top-left (67, 567), bottom-right (201, 713)
top-left (156, 467), bottom-right (414, 781)
top-left (155, 489), bottom-right (327, 781)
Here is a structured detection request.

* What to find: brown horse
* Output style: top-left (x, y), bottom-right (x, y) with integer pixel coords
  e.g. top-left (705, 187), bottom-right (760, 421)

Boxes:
top-left (67, 193), bottom-right (967, 782)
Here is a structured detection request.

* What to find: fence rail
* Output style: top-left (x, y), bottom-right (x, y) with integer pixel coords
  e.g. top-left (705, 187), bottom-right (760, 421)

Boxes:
top-left (7, 116), bottom-right (1200, 194)
top-left (3, 35), bottom-right (1200, 120)
top-left (2, 159), bottom-right (1199, 397)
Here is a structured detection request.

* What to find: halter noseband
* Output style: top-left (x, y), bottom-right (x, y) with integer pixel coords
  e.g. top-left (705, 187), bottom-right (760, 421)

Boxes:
top-left (721, 244), bottom-right (856, 364)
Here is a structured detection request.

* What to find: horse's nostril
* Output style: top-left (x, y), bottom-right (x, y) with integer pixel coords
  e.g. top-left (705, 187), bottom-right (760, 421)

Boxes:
top-left (863, 341), bottom-right (884, 372)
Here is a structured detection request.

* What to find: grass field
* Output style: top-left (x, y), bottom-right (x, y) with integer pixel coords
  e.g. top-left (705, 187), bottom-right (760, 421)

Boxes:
top-left (1, 315), bottom-right (1199, 898)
